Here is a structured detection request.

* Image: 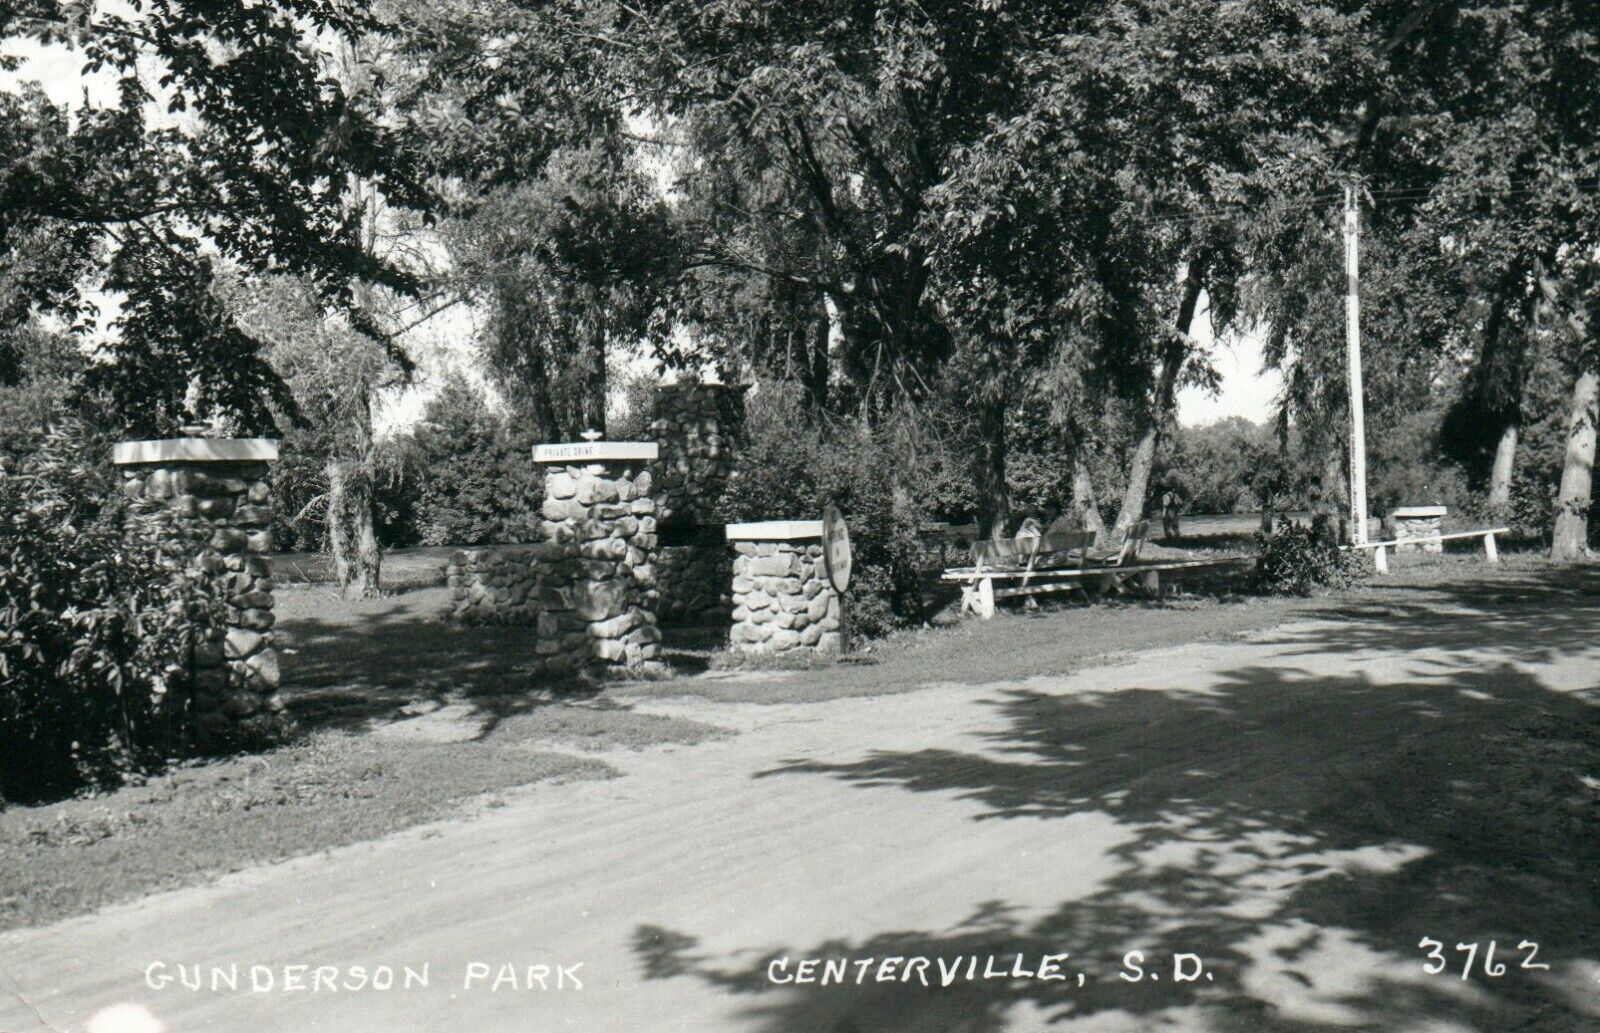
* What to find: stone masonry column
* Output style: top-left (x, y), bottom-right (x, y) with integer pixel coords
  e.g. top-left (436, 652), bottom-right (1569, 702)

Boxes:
top-left (1390, 505), bottom-right (1446, 553)
top-left (112, 436), bottom-right (281, 746)
top-left (532, 439), bottom-right (661, 674)
top-left (725, 521), bottom-right (843, 655)
top-left (651, 381), bottom-right (748, 527)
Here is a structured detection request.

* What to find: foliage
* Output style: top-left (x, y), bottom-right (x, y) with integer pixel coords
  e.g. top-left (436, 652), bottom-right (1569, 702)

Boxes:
top-left (400, 375), bottom-right (543, 547)
top-left (1251, 516), bottom-right (1366, 597)
top-left (1157, 418), bottom-right (1277, 515)
top-left (448, 145), bottom-right (677, 439)
top-left (3, 2), bottom-right (431, 434)
top-left (0, 322), bottom-right (86, 462)
top-left (716, 382), bottom-right (925, 638)
top-left (0, 421), bottom-right (224, 803)
top-left (1365, 407), bottom-right (1475, 519)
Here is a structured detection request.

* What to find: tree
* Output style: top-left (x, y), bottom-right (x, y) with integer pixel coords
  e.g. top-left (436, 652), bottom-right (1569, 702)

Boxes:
top-left (923, 0), bottom-right (1386, 533)
top-left (448, 145), bottom-right (676, 441)
top-left (0, 321), bottom-right (86, 462)
top-left (1549, 365), bottom-right (1596, 559)
top-left (1349, 0), bottom-right (1600, 551)
top-left (228, 274), bottom-right (403, 596)
top-left (3, 1), bottom-right (429, 435)
top-left (1549, 285), bottom-right (1598, 560)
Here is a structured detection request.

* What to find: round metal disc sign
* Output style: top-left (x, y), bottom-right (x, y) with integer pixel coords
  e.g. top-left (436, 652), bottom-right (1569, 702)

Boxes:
top-left (822, 503), bottom-right (852, 594)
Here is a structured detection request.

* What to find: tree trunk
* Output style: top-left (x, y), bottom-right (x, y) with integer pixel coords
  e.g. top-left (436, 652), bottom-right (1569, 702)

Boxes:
top-left (327, 458), bottom-right (380, 599)
top-left (808, 294), bottom-right (831, 412)
top-left (584, 328), bottom-right (608, 436)
top-left (1070, 459), bottom-right (1105, 534)
top-left (1113, 266), bottom-right (1206, 531)
top-left (1551, 367), bottom-right (1597, 560)
top-left (1321, 443), bottom-right (1350, 541)
top-left (1487, 421), bottom-right (1518, 519)
top-left (976, 395), bottom-right (1010, 538)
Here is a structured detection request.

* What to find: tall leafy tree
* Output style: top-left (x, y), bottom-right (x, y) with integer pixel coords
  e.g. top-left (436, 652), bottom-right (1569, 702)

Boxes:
top-left (3, 1), bottom-right (430, 434)
top-left (447, 145), bottom-right (677, 440)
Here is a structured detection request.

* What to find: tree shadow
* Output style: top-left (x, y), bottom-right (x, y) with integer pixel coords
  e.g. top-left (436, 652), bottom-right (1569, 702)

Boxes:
top-left (274, 585), bottom-right (682, 742)
top-left (631, 570), bottom-right (1600, 1031)
top-left (274, 589), bottom-right (536, 727)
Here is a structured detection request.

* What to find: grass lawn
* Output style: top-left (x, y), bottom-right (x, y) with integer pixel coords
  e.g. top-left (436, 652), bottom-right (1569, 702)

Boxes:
top-left (0, 584), bottom-right (729, 932)
top-left (3, 544), bottom-right (1585, 934)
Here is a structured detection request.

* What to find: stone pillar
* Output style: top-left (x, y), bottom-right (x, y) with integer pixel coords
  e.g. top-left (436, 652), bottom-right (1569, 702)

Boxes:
top-left (650, 381), bottom-right (748, 627)
top-left (725, 521), bottom-right (843, 655)
top-left (1390, 505), bottom-right (1446, 553)
top-left (532, 440), bottom-right (661, 673)
top-left (112, 437), bottom-right (281, 746)
top-left (651, 381), bottom-right (748, 525)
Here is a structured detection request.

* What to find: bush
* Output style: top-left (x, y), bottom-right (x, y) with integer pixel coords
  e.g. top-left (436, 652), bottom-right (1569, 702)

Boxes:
top-left (716, 382), bottom-right (926, 638)
top-left (0, 324), bottom-right (84, 462)
top-left (403, 377), bottom-right (543, 546)
top-left (1251, 515), bottom-right (1366, 596)
top-left (1, 422), bottom-right (223, 803)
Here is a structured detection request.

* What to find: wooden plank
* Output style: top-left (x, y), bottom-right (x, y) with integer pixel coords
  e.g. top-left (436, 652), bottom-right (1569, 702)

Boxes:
top-left (1344, 527), bottom-right (1509, 551)
top-left (943, 556), bottom-right (1250, 583)
top-left (993, 580), bottom-right (1090, 601)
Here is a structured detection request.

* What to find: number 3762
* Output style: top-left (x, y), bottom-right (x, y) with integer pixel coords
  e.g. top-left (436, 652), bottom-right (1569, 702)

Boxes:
top-left (1417, 938), bottom-right (1549, 979)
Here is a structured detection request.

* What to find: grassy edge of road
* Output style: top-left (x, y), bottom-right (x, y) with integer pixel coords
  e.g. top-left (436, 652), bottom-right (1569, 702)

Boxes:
top-left (0, 709), bottom-right (726, 934)
top-left (3, 554), bottom-right (1586, 935)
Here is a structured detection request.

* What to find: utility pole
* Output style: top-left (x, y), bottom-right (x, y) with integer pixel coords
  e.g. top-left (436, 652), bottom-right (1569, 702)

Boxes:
top-left (1343, 183), bottom-right (1369, 546)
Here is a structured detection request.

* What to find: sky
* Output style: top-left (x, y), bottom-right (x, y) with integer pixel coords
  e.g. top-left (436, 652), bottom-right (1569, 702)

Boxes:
top-left (6, 37), bottom-right (1281, 434)
top-left (1175, 300), bottom-right (1282, 427)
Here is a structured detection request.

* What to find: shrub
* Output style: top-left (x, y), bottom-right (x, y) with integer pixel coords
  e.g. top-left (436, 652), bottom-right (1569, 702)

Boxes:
top-left (1, 421), bottom-right (224, 803)
top-left (0, 325), bottom-right (84, 462)
top-left (265, 422), bottom-right (333, 553)
top-left (404, 377), bottom-right (543, 546)
top-left (716, 382), bottom-right (926, 639)
top-left (267, 431), bottom-right (429, 553)
top-left (1251, 515), bottom-right (1366, 596)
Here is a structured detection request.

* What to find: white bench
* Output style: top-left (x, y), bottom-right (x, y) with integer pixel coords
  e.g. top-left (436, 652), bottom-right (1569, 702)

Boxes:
top-left (941, 553), bottom-right (1251, 619)
top-left (1344, 527), bottom-right (1508, 573)
top-left (942, 530), bottom-right (1100, 618)
top-left (941, 522), bottom-right (1255, 620)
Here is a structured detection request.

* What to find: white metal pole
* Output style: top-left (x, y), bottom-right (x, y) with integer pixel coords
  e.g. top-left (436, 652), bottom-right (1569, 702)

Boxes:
top-left (1343, 184), bottom-right (1369, 546)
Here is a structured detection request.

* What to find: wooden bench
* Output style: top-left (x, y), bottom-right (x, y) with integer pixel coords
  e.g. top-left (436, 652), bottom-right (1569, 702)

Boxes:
top-left (941, 530), bottom-right (1096, 617)
top-left (942, 522), bottom-right (1158, 619)
top-left (1344, 526), bottom-right (1508, 573)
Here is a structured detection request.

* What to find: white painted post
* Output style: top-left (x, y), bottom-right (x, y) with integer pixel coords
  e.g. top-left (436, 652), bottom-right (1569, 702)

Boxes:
top-left (1374, 543), bottom-right (1389, 575)
top-left (1344, 184), bottom-right (1370, 547)
top-left (1484, 532), bottom-right (1500, 564)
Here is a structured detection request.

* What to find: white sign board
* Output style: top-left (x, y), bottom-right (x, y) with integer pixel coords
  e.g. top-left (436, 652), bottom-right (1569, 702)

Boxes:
top-left (532, 442), bottom-right (659, 464)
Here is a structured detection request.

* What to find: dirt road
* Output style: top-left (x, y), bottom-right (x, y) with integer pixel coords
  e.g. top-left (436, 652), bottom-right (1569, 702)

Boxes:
top-left (4, 576), bottom-right (1599, 1032)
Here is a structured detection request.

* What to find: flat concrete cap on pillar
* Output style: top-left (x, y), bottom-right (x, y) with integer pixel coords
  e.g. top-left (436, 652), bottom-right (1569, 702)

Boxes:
top-left (532, 441), bottom-right (659, 463)
top-left (1391, 505), bottom-right (1447, 519)
top-left (112, 438), bottom-right (279, 465)
top-left (725, 520), bottom-right (824, 541)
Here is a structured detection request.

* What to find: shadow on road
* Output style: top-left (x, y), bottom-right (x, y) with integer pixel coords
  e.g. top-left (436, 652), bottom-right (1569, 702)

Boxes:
top-left (633, 567), bottom-right (1600, 1031)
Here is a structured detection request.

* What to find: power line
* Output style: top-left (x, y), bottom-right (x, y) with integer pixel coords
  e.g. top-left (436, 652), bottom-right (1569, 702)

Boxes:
top-left (1116, 178), bottom-right (1600, 233)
